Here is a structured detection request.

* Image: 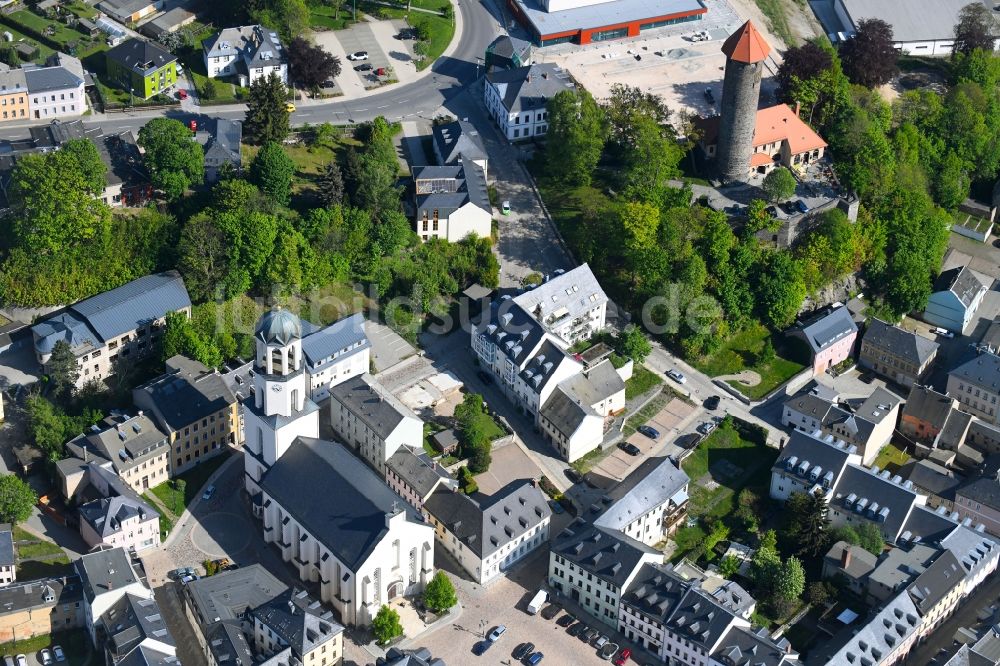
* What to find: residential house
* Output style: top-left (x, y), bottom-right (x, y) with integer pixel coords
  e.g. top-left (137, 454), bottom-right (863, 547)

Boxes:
top-left (770, 429), bottom-right (860, 502)
top-left (899, 459), bottom-right (962, 512)
top-left (511, 264), bottom-right (608, 347)
top-left (538, 359), bottom-right (626, 462)
top-left (591, 456), bottom-right (690, 545)
top-left (955, 474), bottom-right (1000, 537)
top-left (413, 160), bottom-right (492, 242)
top-left (0, 69), bottom-right (28, 122)
top-left (105, 38), bottom-right (178, 99)
top-left (195, 118), bottom-right (242, 183)
top-left (79, 483), bottom-right (159, 553)
top-left (301, 312), bottom-right (370, 402)
top-left (0, 576), bottom-right (83, 643)
top-left (859, 319), bottom-right (939, 388)
top-left (548, 518), bottom-right (662, 629)
top-left (821, 541), bottom-right (877, 596)
top-left (58, 413), bottom-right (170, 497)
top-left (382, 647), bottom-right (446, 666)
top-left (32, 271), bottom-right (192, 389)
top-left (24, 65), bottom-right (86, 120)
top-left (484, 63), bottom-right (571, 141)
top-left (900, 385), bottom-right (961, 455)
top-left (0, 526), bottom-right (11, 586)
top-left (384, 446), bottom-right (455, 515)
top-left (98, 593), bottom-right (176, 664)
top-left (698, 102), bottom-right (827, 175)
top-left (424, 479), bottom-right (550, 585)
top-left (780, 385), bottom-right (898, 466)
top-left (97, 131), bottom-right (153, 207)
top-left (250, 588), bottom-right (344, 665)
top-left (138, 6), bottom-right (196, 39)
top-left (76, 548), bottom-right (153, 644)
top-left (202, 25), bottom-right (287, 86)
top-left (98, 0), bottom-right (162, 23)
top-left (924, 265), bottom-right (987, 334)
top-left (328, 374), bottom-right (422, 475)
top-left (809, 591), bottom-right (921, 665)
top-left (485, 35), bottom-right (533, 73)
top-left (431, 119), bottom-right (487, 178)
top-left (791, 305), bottom-right (858, 376)
top-left (133, 354), bottom-right (242, 476)
top-left (948, 353), bottom-right (1000, 426)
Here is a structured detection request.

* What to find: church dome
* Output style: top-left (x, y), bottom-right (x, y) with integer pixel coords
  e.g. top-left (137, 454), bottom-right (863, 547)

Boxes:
top-left (255, 307), bottom-right (301, 345)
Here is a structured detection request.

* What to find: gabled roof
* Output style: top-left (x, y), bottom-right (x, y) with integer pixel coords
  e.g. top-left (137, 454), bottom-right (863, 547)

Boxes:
top-left (205, 621), bottom-right (254, 666)
top-left (76, 547), bottom-right (145, 602)
top-left (900, 504), bottom-right (960, 545)
top-left (198, 118), bottom-right (242, 166)
top-left (186, 564), bottom-right (287, 626)
top-left (831, 465), bottom-right (919, 541)
top-left (770, 429), bottom-right (856, 489)
top-left (251, 588), bottom-right (343, 657)
top-left (957, 476), bottom-right (1000, 510)
top-left (863, 319), bottom-right (939, 366)
top-left (486, 63), bottom-right (572, 113)
top-left (951, 353), bottom-right (1000, 393)
top-left (721, 20), bottom-right (771, 64)
top-left (259, 437), bottom-right (423, 570)
top-left (712, 626), bottom-right (800, 666)
top-left (907, 549), bottom-right (964, 613)
top-left (24, 66), bottom-right (83, 93)
top-left (134, 355), bottom-right (237, 433)
top-left (0, 525), bottom-right (13, 567)
top-left (386, 446), bottom-right (452, 499)
top-left (432, 119), bottom-right (486, 165)
top-left (100, 593), bottom-right (174, 658)
top-left (512, 264), bottom-right (608, 337)
top-left (300, 312), bottom-right (369, 370)
top-left (594, 457), bottom-right (689, 533)
top-left (797, 305), bottom-right (857, 355)
top-left (934, 265), bottom-right (986, 308)
top-left (329, 374), bottom-right (417, 441)
top-left (753, 104), bottom-right (827, 154)
top-left (902, 385), bottom-right (956, 432)
top-left (80, 492), bottom-right (157, 540)
top-left (115, 646), bottom-right (179, 666)
top-left (551, 518), bottom-right (657, 589)
top-left (106, 38), bottom-right (176, 74)
top-left (941, 524), bottom-right (998, 580)
top-left (538, 384), bottom-right (596, 439)
top-left (817, 590), bottom-right (920, 666)
top-left (899, 459), bottom-right (961, 500)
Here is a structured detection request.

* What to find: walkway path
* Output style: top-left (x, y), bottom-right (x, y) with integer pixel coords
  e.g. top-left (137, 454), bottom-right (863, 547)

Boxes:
top-left (715, 370), bottom-right (762, 386)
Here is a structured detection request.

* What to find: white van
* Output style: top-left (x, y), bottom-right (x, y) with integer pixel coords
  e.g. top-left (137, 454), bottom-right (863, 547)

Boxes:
top-left (527, 589), bottom-right (548, 615)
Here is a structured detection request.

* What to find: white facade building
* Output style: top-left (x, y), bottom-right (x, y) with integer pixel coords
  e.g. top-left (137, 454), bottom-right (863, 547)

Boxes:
top-left (25, 66), bottom-right (86, 120)
top-left (512, 264), bottom-right (608, 348)
top-left (203, 25), bottom-right (288, 86)
top-left (484, 63), bottom-right (571, 141)
top-left (75, 548), bottom-right (153, 644)
top-left (301, 313), bottom-right (370, 402)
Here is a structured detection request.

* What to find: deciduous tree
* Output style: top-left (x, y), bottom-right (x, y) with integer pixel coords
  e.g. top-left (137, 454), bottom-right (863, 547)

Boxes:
top-left (616, 325), bottom-right (651, 363)
top-left (762, 167), bottom-right (797, 202)
top-left (138, 118), bottom-right (205, 200)
top-left (0, 475), bottom-right (36, 526)
top-left (954, 2), bottom-right (996, 56)
top-left (856, 521), bottom-right (884, 555)
top-left (423, 571), bottom-right (457, 613)
top-left (288, 37), bottom-right (342, 89)
top-left (544, 89), bottom-right (607, 186)
top-left (372, 605), bottom-right (403, 645)
top-left (839, 19), bottom-right (898, 88)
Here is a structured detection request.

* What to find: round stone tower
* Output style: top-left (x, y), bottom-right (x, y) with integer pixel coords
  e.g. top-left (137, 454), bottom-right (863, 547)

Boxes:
top-left (717, 21), bottom-right (771, 183)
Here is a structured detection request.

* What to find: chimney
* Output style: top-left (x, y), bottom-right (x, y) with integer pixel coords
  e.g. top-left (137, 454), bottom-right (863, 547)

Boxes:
top-left (794, 101), bottom-right (801, 117)
top-left (841, 545), bottom-right (852, 570)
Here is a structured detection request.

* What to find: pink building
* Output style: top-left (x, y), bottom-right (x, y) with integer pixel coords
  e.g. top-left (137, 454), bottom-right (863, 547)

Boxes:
top-left (793, 305), bottom-right (858, 376)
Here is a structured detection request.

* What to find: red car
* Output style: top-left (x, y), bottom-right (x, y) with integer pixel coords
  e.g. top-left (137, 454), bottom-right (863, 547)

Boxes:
top-left (613, 648), bottom-right (632, 665)
top-left (177, 89), bottom-right (188, 100)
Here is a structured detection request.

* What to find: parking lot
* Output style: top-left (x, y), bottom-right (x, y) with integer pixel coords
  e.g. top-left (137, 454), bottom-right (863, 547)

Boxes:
top-left (313, 19), bottom-right (417, 97)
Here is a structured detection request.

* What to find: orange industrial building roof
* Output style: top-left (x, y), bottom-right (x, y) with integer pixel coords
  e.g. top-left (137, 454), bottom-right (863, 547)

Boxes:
top-left (753, 104), bottom-right (827, 154)
top-left (721, 20), bottom-right (771, 64)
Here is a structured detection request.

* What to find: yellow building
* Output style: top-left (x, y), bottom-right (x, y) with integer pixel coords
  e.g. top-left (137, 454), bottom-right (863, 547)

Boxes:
top-left (0, 576), bottom-right (85, 642)
top-left (0, 70), bottom-right (29, 122)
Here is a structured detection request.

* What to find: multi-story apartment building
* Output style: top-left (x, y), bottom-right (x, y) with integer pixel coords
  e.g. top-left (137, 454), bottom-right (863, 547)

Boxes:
top-left (244, 308), bottom-right (434, 627)
top-left (0, 526), bottom-right (12, 586)
top-left (947, 352), bottom-right (1000, 425)
top-left (791, 304), bottom-right (858, 376)
top-left (484, 63), bottom-right (569, 140)
top-left (384, 446), bottom-right (455, 516)
top-left (769, 430), bottom-right (861, 502)
top-left (512, 264), bottom-right (608, 347)
top-left (0, 70), bottom-right (28, 122)
top-left (413, 160), bottom-right (492, 242)
top-left (815, 591), bottom-right (921, 665)
top-left (32, 271), bottom-right (192, 389)
top-left (924, 263), bottom-right (987, 334)
top-left (79, 491), bottom-right (159, 553)
top-left (954, 474), bottom-right (1000, 536)
top-left (25, 66), bottom-right (86, 120)
top-left (202, 25), bottom-right (288, 86)
top-left (301, 312), bottom-right (370, 401)
top-left (105, 38), bottom-right (178, 99)
top-left (58, 413), bottom-right (170, 497)
top-left (329, 374), bottom-right (422, 475)
top-left (75, 548), bottom-right (153, 644)
top-left (250, 588), bottom-right (344, 666)
top-left (97, 593), bottom-right (176, 664)
top-left (133, 355), bottom-right (242, 476)
top-left (424, 479), bottom-right (550, 586)
top-left (859, 319), bottom-right (939, 388)
top-left (0, 576), bottom-right (84, 643)
top-left (900, 385), bottom-right (962, 453)
top-left (592, 456), bottom-right (690, 545)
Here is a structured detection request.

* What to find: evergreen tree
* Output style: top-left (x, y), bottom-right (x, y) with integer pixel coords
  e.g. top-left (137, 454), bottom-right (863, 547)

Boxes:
top-left (318, 160), bottom-right (345, 207)
top-left (244, 72), bottom-right (290, 145)
top-left (47, 340), bottom-right (79, 401)
top-left (250, 142), bottom-right (296, 206)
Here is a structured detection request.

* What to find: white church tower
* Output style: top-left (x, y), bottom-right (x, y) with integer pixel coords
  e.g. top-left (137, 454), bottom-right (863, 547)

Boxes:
top-left (244, 307), bottom-right (320, 498)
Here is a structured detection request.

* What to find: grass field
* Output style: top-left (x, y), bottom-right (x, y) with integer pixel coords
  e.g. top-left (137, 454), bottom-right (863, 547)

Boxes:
top-left (691, 322), bottom-right (806, 400)
top-left (625, 365), bottom-right (663, 400)
top-left (871, 443), bottom-right (911, 473)
top-left (309, 0), bottom-right (355, 30)
top-left (149, 452), bottom-right (231, 514)
top-left (754, 0), bottom-right (796, 47)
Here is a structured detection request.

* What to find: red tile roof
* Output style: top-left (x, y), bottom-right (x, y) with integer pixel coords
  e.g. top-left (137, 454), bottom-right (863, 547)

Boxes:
top-left (753, 104), bottom-right (827, 154)
top-left (721, 20), bottom-right (771, 64)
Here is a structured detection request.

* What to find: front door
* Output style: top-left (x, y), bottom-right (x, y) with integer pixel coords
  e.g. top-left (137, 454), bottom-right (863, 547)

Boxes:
top-left (387, 581), bottom-right (403, 600)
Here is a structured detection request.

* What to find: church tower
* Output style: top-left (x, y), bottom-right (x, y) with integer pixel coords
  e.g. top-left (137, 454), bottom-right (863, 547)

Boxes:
top-left (244, 307), bottom-right (319, 497)
top-left (717, 20), bottom-right (771, 183)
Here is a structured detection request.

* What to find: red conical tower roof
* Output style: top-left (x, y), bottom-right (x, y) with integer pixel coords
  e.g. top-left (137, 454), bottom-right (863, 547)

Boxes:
top-left (721, 20), bottom-right (771, 64)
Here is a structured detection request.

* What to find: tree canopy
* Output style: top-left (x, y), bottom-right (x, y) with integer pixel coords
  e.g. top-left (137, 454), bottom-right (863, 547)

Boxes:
top-left (0, 475), bottom-right (36, 526)
top-left (544, 89), bottom-right (607, 187)
top-left (954, 2), bottom-right (996, 56)
top-left (138, 118), bottom-right (205, 200)
top-left (762, 167), bottom-right (797, 202)
top-left (839, 19), bottom-right (898, 89)
top-left (245, 72), bottom-right (290, 146)
top-left (250, 142), bottom-right (296, 206)
top-left (288, 37), bottom-right (342, 89)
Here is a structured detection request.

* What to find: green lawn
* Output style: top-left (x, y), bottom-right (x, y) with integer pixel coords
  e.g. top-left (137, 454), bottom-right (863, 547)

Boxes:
top-left (3, 10), bottom-right (101, 56)
top-left (951, 209), bottom-right (993, 234)
top-left (0, 630), bottom-right (88, 665)
top-left (0, 23), bottom-right (55, 63)
top-left (65, 1), bottom-right (98, 19)
top-left (308, 1), bottom-right (355, 30)
top-left (13, 526), bottom-right (69, 561)
top-left (620, 391), bottom-right (671, 440)
top-left (149, 451), bottom-right (231, 514)
top-left (691, 322), bottom-right (807, 400)
top-left (871, 443), bottom-right (911, 473)
top-left (625, 365), bottom-right (663, 400)
top-left (354, 2), bottom-right (454, 71)
top-left (189, 70), bottom-right (245, 104)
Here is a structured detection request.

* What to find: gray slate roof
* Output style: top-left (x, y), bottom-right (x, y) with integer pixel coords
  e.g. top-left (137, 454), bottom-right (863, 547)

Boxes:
top-left (205, 621), bottom-right (254, 666)
top-left (100, 593), bottom-right (174, 658)
top-left (899, 459), bottom-right (962, 500)
top-left (810, 591), bottom-right (920, 666)
top-left (593, 457), bottom-right (689, 533)
top-left (383, 647), bottom-right (446, 666)
top-left (259, 437), bottom-right (423, 570)
top-left (250, 588), bottom-right (343, 657)
top-left (831, 465), bottom-right (919, 541)
top-left (551, 517), bottom-right (656, 589)
top-left (512, 263), bottom-right (607, 331)
top-left (480, 300), bottom-right (547, 368)
top-left (0, 575), bottom-right (82, 613)
top-left (432, 119), bottom-right (486, 165)
top-left (665, 586), bottom-right (740, 650)
top-left (538, 384), bottom-right (593, 439)
top-left (330, 374), bottom-right (416, 441)
top-left (198, 118), bottom-right (242, 168)
top-left (798, 305), bottom-right (857, 354)
top-left (823, 540), bottom-right (877, 579)
top-left (863, 318), bottom-right (939, 366)
top-left (76, 547), bottom-right (144, 601)
top-left (771, 429), bottom-right (855, 489)
top-left (942, 524), bottom-right (998, 580)
top-left (66, 413), bottom-right (168, 475)
top-left (0, 525), bottom-right (12, 567)
top-left (423, 479), bottom-right (550, 559)
top-left (203, 25), bottom-right (285, 69)
top-left (902, 385), bottom-right (955, 433)
top-left (951, 352), bottom-right (1000, 393)
top-left (712, 626), bottom-right (799, 666)
top-left (386, 447), bottom-right (451, 499)
top-left (486, 63), bottom-right (572, 113)
top-left (300, 312), bottom-right (369, 371)
top-left (134, 355), bottom-right (237, 433)
top-left (836, 0), bottom-right (999, 43)
top-left (900, 504), bottom-right (960, 544)
top-left (24, 66), bottom-right (83, 93)
top-left (934, 265), bottom-right (987, 308)
top-left (106, 38), bottom-right (176, 75)
top-left (414, 156), bottom-right (490, 218)
top-left (908, 549), bottom-right (965, 614)
top-left (185, 564), bottom-right (287, 626)
top-left (958, 475), bottom-right (1000, 510)
top-left (80, 492), bottom-right (157, 540)
top-left (115, 646), bottom-right (179, 666)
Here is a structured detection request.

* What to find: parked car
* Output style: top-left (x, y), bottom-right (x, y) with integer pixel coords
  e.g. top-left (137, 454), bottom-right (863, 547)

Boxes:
top-left (704, 395), bottom-right (721, 410)
top-left (15, 656), bottom-right (25, 666)
top-left (4, 656), bottom-right (14, 666)
top-left (527, 653), bottom-right (544, 665)
top-left (637, 425), bottom-right (660, 440)
top-left (476, 370), bottom-right (493, 385)
top-left (487, 625), bottom-right (507, 642)
top-left (169, 566), bottom-right (195, 580)
top-left (667, 369), bottom-right (687, 384)
top-left (354, 64), bottom-right (373, 72)
top-left (202, 485), bottom-right (216, 501)
top-left (558, 613), bottom-right (576, 627)
top-left (568, 622), bottom-right (586, 637)
top-left (583, 628), bottom-right (599, 643)
top-left (347, 50), bottom-right (369, 60)
top-left (472, 641), bottom-right (492, 656)
top-left (176, 89), bottom-right (187, 100)
top-left (795, 199), bottom-right (810, 214)
top-left (395, 28), bottom-right (417, 39)
top-left (180, 574), bottom-right (199, 585)
top-left (599, 643), bottom-right (619, 660)
top-left (564, 468), bottom-right (583, 484)
top-left (698, 421), bottom-right (717, 435)
top-left (285, 102), bottom-right (296, 113)
top-left (933, 327), bottom-right (955, 338)
top-left (52, 646), bottom-right (65, 663)
top-left (594, 635), bottom-right (609, 649)
top-left (618, 442), bottom-right (641, 456)
top-left (501, 200), bottom-right (511, 215)
top-left (39, 650), bottom-right (53, 666)
top-left (322, 79), bottom-right (335, 88)
top-left (613, 647), bottom-right (632, 665)
top-left (540, 603), bottom-right (561, 620)
top-left (513, 643), bottom-right (535, 660)
top-left (704, 87), bottom-right (715, 104)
